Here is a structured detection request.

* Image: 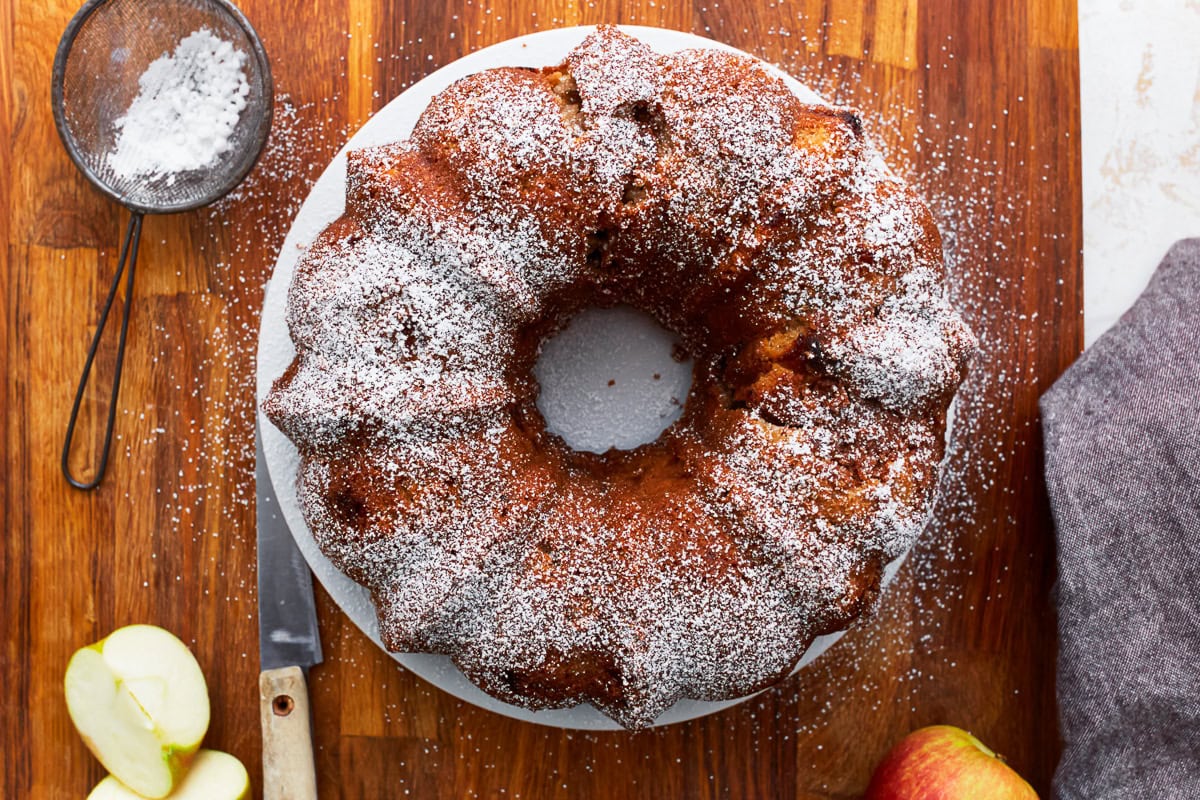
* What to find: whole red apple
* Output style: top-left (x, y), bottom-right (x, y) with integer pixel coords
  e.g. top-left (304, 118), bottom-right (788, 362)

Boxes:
top-left (864, 725), bottom-right (1038, 799)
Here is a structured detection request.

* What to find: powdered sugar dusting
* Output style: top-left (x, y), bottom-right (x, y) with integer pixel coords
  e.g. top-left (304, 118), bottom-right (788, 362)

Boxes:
top-left (262, 26), bottom-right (974, 729)
top-left (109, 28), bottom-right (250, 184)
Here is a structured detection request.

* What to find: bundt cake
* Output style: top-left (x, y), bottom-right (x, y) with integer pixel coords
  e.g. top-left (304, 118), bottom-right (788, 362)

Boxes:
top-left (263, 26), bottom-right (975, 729)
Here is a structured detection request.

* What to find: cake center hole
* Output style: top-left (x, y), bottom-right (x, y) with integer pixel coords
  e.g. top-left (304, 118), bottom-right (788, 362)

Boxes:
top-left (533, 305), bottom-right (693, 453)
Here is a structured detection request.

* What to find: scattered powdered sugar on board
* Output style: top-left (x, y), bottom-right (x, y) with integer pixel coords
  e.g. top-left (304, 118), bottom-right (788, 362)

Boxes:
top-left (108, 28), bottom-right (250, 184)
top-left (123, 13), bottom-right (1066, 792)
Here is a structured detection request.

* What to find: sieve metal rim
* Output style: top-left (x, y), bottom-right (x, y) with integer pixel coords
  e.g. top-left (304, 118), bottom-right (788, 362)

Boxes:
top-left (50, 0), bottom-right (275, 215)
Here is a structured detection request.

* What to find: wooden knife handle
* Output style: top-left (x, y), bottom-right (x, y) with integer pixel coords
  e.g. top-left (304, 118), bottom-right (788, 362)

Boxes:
top-left (260, 666), bottom-right (318, 800)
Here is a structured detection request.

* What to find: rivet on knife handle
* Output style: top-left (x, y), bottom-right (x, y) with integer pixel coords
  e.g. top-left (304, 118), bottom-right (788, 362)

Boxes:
top-left (260, 666), bottom-right (318, 800)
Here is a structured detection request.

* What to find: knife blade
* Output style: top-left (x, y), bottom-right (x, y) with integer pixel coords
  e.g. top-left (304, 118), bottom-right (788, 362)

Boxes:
top-left (257, 424), bottom-right (321, 800)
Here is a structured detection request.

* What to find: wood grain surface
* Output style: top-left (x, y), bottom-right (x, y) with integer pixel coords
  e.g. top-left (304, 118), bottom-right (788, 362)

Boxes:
top-left (1, 0), bottom-right (1080, 797)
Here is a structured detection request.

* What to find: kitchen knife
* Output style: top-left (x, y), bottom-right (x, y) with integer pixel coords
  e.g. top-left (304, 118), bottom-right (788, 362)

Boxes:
top-left (257, 424), bottom-right (322, 800)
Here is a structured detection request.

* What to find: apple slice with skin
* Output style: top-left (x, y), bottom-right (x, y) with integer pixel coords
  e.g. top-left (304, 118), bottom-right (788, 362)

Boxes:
top-left (65, 625), bottom-right (210, 799)
top-left (87, 750), bottom-right (250, 800)
top-left (864, 725), bottom-right (1039, 799)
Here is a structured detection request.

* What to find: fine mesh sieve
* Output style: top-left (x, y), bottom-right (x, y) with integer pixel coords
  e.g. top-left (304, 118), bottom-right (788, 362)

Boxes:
top-left (52, 0), bottom-right (272, 489)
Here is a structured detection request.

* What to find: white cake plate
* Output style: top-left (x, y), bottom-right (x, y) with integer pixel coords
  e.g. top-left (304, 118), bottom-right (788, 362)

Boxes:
top-left (256, 24), bottom-right (903, 730)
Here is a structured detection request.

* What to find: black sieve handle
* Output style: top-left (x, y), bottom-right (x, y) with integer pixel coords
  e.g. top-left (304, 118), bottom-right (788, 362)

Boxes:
top-left (62, 212), bottom-right (143, 490)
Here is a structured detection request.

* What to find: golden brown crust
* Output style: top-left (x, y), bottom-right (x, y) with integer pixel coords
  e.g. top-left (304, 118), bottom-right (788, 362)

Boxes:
top-left (262, 26), bottom-right (975, 729)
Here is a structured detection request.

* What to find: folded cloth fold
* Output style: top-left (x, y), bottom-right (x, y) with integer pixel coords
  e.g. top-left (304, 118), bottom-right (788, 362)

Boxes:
top-left (1041, 239), bottom-right (1200, 799)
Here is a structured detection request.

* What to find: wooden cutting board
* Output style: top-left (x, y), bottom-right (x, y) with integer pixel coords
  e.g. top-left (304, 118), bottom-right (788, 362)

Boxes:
top-left (0, 0), bottom-right (1079, 797)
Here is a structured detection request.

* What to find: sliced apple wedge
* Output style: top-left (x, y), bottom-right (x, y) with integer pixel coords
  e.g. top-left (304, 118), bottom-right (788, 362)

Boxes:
top-left (87, 749), bottom-right (250, 800)
top-left (65, 625), bottom-right (211, 799)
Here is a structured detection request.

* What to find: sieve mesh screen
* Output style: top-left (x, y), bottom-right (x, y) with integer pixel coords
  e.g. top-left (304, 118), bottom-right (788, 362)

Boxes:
top-left (53, 0), bottom-right (272, 213)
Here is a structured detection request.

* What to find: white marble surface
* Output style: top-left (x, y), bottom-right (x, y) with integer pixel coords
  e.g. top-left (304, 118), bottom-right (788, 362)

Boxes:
top-left (1080, 0), bottom-right (1200, 346)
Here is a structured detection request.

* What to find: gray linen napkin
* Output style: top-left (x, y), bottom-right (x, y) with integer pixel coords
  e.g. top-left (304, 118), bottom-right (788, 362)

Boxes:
top-left (1041, 239), bottom-right (1200, 799)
